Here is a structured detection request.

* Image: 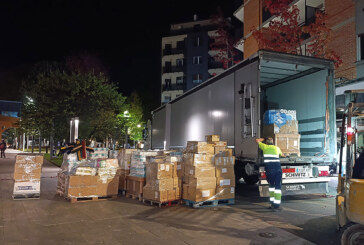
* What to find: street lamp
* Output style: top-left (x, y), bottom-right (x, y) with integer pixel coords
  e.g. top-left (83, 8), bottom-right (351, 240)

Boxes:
top-left (123, 110), bottom-right (130, 148)
top-left (137, 124), bottom-right (141, 128)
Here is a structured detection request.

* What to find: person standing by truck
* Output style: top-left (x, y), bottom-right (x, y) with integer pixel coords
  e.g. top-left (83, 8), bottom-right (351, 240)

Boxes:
top-left (256, 137), bottom-right (283, 210)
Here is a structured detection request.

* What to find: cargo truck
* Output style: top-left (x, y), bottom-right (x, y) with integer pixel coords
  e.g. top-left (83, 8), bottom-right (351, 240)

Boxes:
top-left (151, 50), bottom-right (337, 197)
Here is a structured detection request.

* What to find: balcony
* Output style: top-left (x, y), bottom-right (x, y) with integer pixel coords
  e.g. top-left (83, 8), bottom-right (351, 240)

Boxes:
top-left (163, 66), bottom-right (185, 74)
top-left (163, 48), bottom-right (185, 56)
top-left (162, 83), bottom-right (186, 91)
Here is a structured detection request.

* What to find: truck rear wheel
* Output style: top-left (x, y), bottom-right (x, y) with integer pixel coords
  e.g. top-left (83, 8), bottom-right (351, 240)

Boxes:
top-left (341, 224), bottom-right (364, 245)
top-left (242, 174), bottom-right (259, 185)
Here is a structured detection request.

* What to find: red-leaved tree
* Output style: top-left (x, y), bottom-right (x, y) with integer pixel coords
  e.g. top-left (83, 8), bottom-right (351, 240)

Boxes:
top-left (252, 0), bottom-right (342, 67)
top-left (210, 9), bottom-right (241, 69)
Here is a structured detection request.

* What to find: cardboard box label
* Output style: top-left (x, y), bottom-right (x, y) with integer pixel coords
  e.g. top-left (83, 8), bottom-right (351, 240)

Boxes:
top-left (231, 187), bottom-right (235, 193)
top-left (189, 170), bottom-right (194, 175)
top-left (202, 190), bottom-right (210, 197)
top-left (177, 165), bottom-right (181, 170)
top-left (220, 179), bottom-right (231, 186)
top-left (166, 165), bottom-right (170, 171)
top-left (160, 164), bottom-right (165, 170)
top-left (155, 191), bottom-right (158, 199)
top-left (222, 168), bottom-right (227, 173)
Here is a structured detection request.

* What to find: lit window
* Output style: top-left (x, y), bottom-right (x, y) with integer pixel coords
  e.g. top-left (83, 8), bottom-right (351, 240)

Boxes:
top-left (193, 74), bottom-right (202, 83)
top-left (193, 56), bottom-right (202, 64)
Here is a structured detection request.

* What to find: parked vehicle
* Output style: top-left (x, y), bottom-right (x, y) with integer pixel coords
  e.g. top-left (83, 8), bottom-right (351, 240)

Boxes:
top-left (336, 89), bottom-right (364, 245)
top-left (151, 50), bottom-right (337, 197)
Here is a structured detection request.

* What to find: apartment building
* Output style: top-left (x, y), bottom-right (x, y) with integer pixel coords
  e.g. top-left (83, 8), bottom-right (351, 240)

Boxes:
top-left (161, 16), bottom-right (239, 104)
top-left (233, 0), bottom-right (364, 81)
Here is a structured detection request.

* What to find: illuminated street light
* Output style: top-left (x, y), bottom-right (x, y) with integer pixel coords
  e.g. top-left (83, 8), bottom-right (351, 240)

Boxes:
top-left (137, 124), bottom-right (141, 128)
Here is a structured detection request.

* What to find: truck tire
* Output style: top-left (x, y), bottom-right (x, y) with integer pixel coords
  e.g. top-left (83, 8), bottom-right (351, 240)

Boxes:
top-left (234, 160), bottom-right (245, 185)
top-left (341, 223), bottom-right (364, 245)
top-left (242, 174), bottom-right (259, 185)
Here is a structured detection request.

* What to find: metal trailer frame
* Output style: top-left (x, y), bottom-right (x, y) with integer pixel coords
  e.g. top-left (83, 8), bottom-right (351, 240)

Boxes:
top-left (152, 50), bottom-right (337, 196)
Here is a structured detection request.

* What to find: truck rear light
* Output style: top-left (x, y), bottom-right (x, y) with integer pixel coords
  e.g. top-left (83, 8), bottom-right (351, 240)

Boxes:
top-left (319, 170), bottom-right (329, 177)
top-left (347, 127), bottom-right (354, 136)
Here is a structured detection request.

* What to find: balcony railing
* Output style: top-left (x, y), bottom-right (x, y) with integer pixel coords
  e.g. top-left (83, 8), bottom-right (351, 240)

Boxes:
top-left (162, 83), bottom-right (186, 91)
top-left (163, 66), bottom-right (185, 74)
top-left (163, 48), bottom-right (185, 56)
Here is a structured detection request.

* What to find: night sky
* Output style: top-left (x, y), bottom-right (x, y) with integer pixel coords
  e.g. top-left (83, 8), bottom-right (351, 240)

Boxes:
top-left (0, 0), bottom-right (240, 113)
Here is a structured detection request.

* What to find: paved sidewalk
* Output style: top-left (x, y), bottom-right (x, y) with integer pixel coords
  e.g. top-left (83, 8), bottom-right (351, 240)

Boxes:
top-left (0, 152), bottom-right (315, 245)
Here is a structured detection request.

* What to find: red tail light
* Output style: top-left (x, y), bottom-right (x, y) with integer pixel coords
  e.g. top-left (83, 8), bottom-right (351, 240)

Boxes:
top-left (319, 171), bottom-right (329, 177)
top-left (260, 172), bottom-right (267, 179)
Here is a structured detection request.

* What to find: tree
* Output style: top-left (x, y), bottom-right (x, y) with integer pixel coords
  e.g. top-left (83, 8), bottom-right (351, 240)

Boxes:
top-left (252, 0), bottom-right (342, 67)
top-left (210, 8), bottom-right (241, 69)
top-left (116, 92), bottom-right (145, 146)
top-left (21, 63), bottom-right (126, 151)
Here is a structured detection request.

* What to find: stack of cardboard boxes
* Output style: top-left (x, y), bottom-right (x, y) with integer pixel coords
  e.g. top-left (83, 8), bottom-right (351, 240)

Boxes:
top-left (57, 154), bottom-right (120, 201)
top-left (117, 149), bottom-right (138, 191)
top-left (182, 135), bottom-right (236, 203)
top-left (13, 153), bottom-right (43, 198)
top-left (263, 109), bottom-right (301, 156)
top-left (182, 141), bottom-right (216, 202)
top-left (126, 151), bottom-right (162, 198)
top-left (143, 157), bottom-right (176, 202)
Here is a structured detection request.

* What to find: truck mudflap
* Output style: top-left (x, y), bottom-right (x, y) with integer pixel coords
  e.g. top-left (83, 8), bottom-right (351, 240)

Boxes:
top-left (259, 178), bottom-right (330, 197)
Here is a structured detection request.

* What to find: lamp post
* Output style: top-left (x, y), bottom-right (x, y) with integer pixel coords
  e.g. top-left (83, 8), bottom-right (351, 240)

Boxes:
top-left (123, 110), bottom-right (130, 148)
top-left (70, 117), bottom-right (79, 143)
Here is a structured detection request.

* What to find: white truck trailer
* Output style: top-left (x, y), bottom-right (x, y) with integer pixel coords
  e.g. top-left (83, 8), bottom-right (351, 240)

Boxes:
top-left (151, 50), bottom-right (337, 196)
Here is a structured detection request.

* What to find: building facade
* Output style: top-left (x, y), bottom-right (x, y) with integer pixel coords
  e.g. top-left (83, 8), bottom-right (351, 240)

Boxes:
top-left (233, 0), bottom-right (364, 81)
top-left (161, 17), bottom-right (235, 104)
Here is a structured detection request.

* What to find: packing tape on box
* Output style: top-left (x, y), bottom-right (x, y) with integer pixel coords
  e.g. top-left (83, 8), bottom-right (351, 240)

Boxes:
top-left (192, 187), bottom-right (235, 206)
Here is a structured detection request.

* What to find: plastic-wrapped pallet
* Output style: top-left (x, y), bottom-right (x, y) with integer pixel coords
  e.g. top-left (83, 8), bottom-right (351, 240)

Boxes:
top-left (89, 147), bottom-right (109, 159)
top-left (129, 151), bottom-right (163, 178)
top-left (118, 149), bottom-right (138, 170)
top-left (13, 153), bottom-right (43, 198)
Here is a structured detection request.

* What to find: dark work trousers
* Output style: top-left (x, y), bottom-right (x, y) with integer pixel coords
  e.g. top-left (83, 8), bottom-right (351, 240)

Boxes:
top-left (265, 162), bottom-right (282, 208)
top-left (0, 150), bottom-right (5, 158)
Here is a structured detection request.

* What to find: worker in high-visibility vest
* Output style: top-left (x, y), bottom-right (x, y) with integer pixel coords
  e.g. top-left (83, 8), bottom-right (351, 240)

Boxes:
top-left (256, 137), bottom-right (283, 211)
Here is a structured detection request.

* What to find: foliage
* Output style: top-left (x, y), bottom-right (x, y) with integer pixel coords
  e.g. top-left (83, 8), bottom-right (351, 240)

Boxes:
top-left (66, 52), bottom-right (109, 77)
top-left (252, 0), bottom-right (342, 67)
top-left (21, 62), bottom-right (126, 144)
top-left (210, 9), bottom-right (241, 69)
top-left (44, 153), bottom-right (63, 167)
top-left (116, 91), bottom-right (145, 143)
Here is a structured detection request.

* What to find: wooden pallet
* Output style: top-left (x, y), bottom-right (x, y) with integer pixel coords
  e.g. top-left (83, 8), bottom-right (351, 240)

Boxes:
top-left (68, 195), bottom-right (117, 204)
top-left (13, 193), bottom-right (40, 200)
top-left (142, 199), bottom-right (181, 208)
top-left (183, 198), bottom-right (235, 208)
top-left (125, 192), bottom-right (142, 201)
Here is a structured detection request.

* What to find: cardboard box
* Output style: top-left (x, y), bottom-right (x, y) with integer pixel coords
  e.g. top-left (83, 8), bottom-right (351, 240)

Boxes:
top-left (143, 186), bottom-right (176, 202)
top-left (13, 181), bottom-right (41, 195)
top-left (182, 184), bottom-right (189, 199)
top-left (214, 156), bottom-right (235, 167)
top-left (216, 187), bottom-right (235, 200)
top-left (185, 177), bottom-right (217, 189)
top-left (175, 186), bottom-right (181, 199)
top-left (215, 166), bottom-right (235, 178)
top-left (275, 133), bottom-right (301, 156)
top-left (146, 178), bottom-right (174, 191)
top-left (126, 175), bottom-right (146, 196)
top-left (205, 135), bottom-right (220, 142)
top-left (184, 166), bottom-right (215, 178)
top-left (183, 153), bottom-right (214, 167)
top-left (146, 161), bottom-right (173, 180)
top-left (118, 169), bottom-right (130, 190)
top-left (14, 154), bottom-right (43, 181)
top-left (173, 177), bottom-right (180, 188)
top-left (214, 141), bottom-right (227, 147)
top-left (187, 188), bottom-right (216, 202)
top-left (96, 176), bottom-right (119, 196)
top-left (216, 177), bottom-right (235, 187)
top-left (186, 142), bottom-right (214, 154)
